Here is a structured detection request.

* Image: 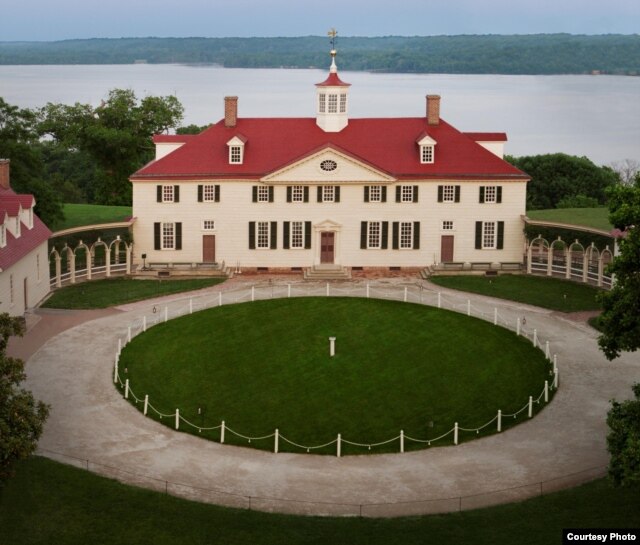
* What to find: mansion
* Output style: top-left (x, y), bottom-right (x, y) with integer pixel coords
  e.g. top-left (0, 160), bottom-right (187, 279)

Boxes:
top-left (130, 49), bottom-right (529, 275)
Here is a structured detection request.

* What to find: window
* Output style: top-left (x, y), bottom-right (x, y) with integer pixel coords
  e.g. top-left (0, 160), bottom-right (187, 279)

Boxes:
top-left (154, 222), bottom-right (181, 250)
top-left (368, 221), bottom-right (381, 249)
top-left (287, 185), bottom-right (309, 203)
top-left (339, 94), bottom-right (347, 113)
top-left (283, 221), bottom-right (311, 249)
top-left (257, 186), bottom-right (270, 202)
top-left (229, 145), bottom-right (242, 164)
top-left (360, 221), bottom-right (388, 249)
top-left (163, 185), bottom-right (174, 202)
top-left (290, 221), bottom-right (304, 249)
top-left (317, 185), bottom-right (340, 203)
top-left (203, 185), bottom-right (217, 202)
top-left (162, 222), bottom-right (175, 249)
top-left (438, 185), bottom-right (460, 203)
top-left (256, 221), bottom-right (270, 248)
top-left (442, 221), bottom-right (454, 231)
top-left (157, 185), bottom-right (179, 203)
top-left (421, 145), bottom-right (434, 164)
top-left (401, 186), bottom-right (414, 202)
top-left (249, 221), bottom-right (277, 249)
top-left (203, 220), bottom-right (215, 230)
top-left (364, 185), bottom-right (387, 203)
top-left (328, 94), bottom-right (338, 113)
top-left (475, 221), bottom-right (504, 250)
top-left (320, 160), bottom-right (337, 172)
top-left (479, 186), bottom-right (502, 204)
top-left (319, 93), bottom-right (326, 113)
top-left (400, 222), bottom-right (414, 249)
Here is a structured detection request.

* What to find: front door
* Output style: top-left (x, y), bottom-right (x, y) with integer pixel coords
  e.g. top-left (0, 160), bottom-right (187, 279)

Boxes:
top-left (441, 235), bottom-right (454, 262)
top-left (202, 235), bottom-right (216, 263)
top-left (320, 232), bottom-right (335, 264)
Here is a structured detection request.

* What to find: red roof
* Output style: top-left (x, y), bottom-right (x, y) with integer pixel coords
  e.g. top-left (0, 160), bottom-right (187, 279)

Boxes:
top-left (315, 72), bottom-right (351, 87)
top-left (0, 189), bottom-right (51, 271)
top-left (464, 132), bottom-right (508, 142)
top-left (133, 117), bottom-right (527, 182)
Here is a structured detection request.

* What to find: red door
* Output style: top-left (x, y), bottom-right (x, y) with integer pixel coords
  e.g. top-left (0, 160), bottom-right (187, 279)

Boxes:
top-left (202, 235), bottom-right (216, 263)
top-left (441, 235), bottom-right (454, 262)
top-left (320, 232), bottom-right (335, 264)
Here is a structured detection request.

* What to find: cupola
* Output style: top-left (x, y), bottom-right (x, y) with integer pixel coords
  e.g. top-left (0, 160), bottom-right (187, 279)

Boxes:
top-left (316, 32), bottom-right (350, 133)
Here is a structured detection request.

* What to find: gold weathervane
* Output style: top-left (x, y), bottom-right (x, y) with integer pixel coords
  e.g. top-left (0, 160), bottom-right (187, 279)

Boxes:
top-left (328, 28), bottom-right (338, 54)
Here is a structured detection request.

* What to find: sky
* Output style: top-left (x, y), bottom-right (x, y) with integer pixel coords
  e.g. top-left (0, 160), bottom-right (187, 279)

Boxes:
top-left (3, 0), bottom-right (639, 41)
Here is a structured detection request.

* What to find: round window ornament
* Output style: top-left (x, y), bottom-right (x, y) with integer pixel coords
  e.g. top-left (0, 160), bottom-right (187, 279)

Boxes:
top-left (320, 159), bottom-right (337, 172)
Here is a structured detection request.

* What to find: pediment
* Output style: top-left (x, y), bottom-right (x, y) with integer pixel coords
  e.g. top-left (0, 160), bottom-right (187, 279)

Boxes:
top-left (261, 147), bottom-right (396, 183)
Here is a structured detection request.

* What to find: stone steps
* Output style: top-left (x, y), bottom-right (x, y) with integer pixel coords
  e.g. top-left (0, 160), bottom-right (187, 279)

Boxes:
top-left (303, 265), bottom-right (351, 280)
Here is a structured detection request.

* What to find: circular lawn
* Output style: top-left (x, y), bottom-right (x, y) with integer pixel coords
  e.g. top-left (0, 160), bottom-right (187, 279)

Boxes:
top-left (118, 297), bottom-right (553, 454)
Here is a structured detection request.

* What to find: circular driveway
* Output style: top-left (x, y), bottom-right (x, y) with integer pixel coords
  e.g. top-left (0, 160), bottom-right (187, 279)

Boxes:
top-left (23, 278), bottom-right (640, 517)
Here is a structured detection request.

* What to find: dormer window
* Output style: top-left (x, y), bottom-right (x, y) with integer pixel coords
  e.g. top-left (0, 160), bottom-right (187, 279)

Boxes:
top-left (227, 135), bottom-right (247, 165)
top-left (421, 145), bottom-right (434, 164)
top-left (416, 132), bottom-right (437, 164)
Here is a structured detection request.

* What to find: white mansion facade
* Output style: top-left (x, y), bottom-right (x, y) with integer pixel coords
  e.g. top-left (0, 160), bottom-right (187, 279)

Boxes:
top-left (131, 51), bottom-right (529, 274)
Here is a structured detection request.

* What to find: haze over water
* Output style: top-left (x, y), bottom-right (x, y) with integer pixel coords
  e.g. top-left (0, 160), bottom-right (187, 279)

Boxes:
top-left (1, 64), bottom-right (638, 165)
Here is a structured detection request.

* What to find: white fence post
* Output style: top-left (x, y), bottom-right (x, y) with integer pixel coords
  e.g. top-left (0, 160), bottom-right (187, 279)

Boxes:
top-left (251, 286), bottom-right (255, 302)
top-left (274, 429), bottom-right (279, 453)
top-left (438, 292), bottom-right (441, 309)
top-left (366, 283), bottom-right (370, 299)
top-left (545, 341), bottom-right (550, 360)
top-left (326, 283), bottom-right (330, 297)
top-left (143, 316), bottom-right (147, 332)
top-left (190, 298), bottom-right (193, 314)
top-left (400, 430), bottom-right (405, 453)
top-left (117, 338), bottom-right (122, 356)
top-left (124, 379), bottom-right (129, 399)
top-left (329, 337), bottom-right (336, 357)
top-left (553, 370), bottom-right (559, 389)
top-left (175, 409), bottom-right (180, 430)
top-left (454, 423), bottom-right (459, 445)
top-left (143, 394), bottom-right (149, 415)
top-left (113, 355), bottom-right (119, 384)
top-left (337, 434), bottom-right (342, 458)
top-left (516, 317), bottom-right (521, 336)
top-left (533, 329), bottom-right (538, 348)
top-left (497, 410), bottom-right (502, 432)
top-left (494, 308), bottom-right (498, 326)
top-left (221, 421), bottom-right (226, 443)
top-left (127, 326), bottom-right (131, 343)
top-left (287, 284), bottom-right (291, 298)
top-left (544, 381), bottom-right (549, 403)
top-left (164, 306), bottom-right (168, 323)
top-left (528, 396), bottom-right (533, 418)
top-left (219, 291), bottom-right (222, 307)
top-left (467, 299), bottom-right (471, 316)
top-left (404, 287), bottom-right (408, 303)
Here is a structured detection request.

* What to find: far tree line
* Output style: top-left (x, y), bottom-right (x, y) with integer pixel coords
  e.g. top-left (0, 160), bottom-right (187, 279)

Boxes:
top-left (0, 91), bottom-right (638, 229)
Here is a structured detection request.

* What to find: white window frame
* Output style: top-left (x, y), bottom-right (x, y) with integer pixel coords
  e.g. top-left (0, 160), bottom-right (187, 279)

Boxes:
top-left (290, 221), bottom-right (304, 249)
top-left (442, 221), bottom-right (455, 231)
top-left (161, 222), bottom-right (175, 250)
top-left (421, 145), bottom-right (434, 164)
top-left (257, 186), bottom-right (270, 202)
top-left (318, 93), bottom-right (326, 113)
top-left (339, 94), bottom-right (347, 113)
top-left (291, 185), bottom-right (304, 203)
top-left (401, 185), bottom-right (414, 203)
top-left (229, 145), bottom-right (243, 164)
top-left (399, 222), bottom-right (414, 249)
top-left (202, 185), bottom-right (217, 202)
top-left (322, 186), bottom-right (335, 203)
top-left (367, 221), bottom-right (382, 249)
top-left (202, 220), bottom-right (216, 231)
top-left (162, 185), bottom-right (174, 203)
top-left (482, 221), bottom-right (497, 249)
top-left (257, 221), bottom-right (270, 249)
top-left (484, 186), bottom-right (497, 204)
top-left (328, 94), bottom-right (338, 113)
top-left (442, 185), bottom-right (456, 203)
top-left (369, 186), bottom-right (382, 203)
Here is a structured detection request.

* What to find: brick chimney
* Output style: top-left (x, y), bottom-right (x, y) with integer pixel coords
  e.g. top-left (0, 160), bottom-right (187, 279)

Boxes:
top-left (224, 96), bottom-right (238, 128)
top-left (426, 95), bottom-right (441, 126)
top-left (0, 159), bottom-right (10, 190)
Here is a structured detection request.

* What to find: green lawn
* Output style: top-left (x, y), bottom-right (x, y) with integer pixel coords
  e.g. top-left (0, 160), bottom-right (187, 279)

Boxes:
top-left (56, 203), bottom-right (133, 231)
top-left (119, 297), bottom-right (552, 454)
top-left (527, 207), bottom-right (612, 231)
top-left (429, 275), bottom-right (602, 312)
top-left (1, 456), bottom-right (638, 545)
top-left (43, 277), bottom-right (225, 309)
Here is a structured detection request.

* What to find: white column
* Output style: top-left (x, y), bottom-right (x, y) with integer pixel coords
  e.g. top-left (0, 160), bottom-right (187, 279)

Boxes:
top-left (545, 341), bottom-right (550, 360)
top-left (127, 326), bottom-right (132, 343)
top-left (326, 283), bottom-right (330, 297)
top-left (219, 291), bottom-right (222, 307)
top-left (251, 286), bottom-right (255, 301)
top-left (366, 283), bottom-right (370, 298)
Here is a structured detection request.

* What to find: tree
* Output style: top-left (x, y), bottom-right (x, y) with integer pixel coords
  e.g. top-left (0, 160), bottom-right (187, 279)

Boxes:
top-left (176, 123), bottom-right (211, 135)
top-left (607, 383), bottom-right (640, 487)
top-left (610, 159), bottom-right (640, 186)
top-left (0, 314), bottom-right (49, 484)
top-left (40, 89), bottom-right (184, 205)
top-left (506, 153), bottom-right (618, 210)
top-left (0, 98), bottom-right (64, 227)
top-left (597, 177), bottom-right (640, 360)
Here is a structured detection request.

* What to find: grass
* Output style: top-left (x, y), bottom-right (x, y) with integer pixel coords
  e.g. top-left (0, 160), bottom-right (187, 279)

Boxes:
top-left (119, 297), bottom-right (551, 454)
top-left (527, 207), bottom-right (612, 231)
top-left (429, 275), bottom-right (602, 312)
top-left (42, 277), bottom-right (225, 309)
top-left (1, 456), bottom-right (639, 545)
top-left (56, 203), bottom-right (133, 231)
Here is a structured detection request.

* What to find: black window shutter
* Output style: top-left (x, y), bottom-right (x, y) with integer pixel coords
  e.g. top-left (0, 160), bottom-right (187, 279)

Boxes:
top-left (215, 185), bottom-right (220, 202)
top-left (154, 222), bottom-right (160, 250)
top-left (479, 186), bottom-right (485, 203)
top-left (455, 186), bottom-right (461, 203)
top-left (249, 222), bottom-right (255, 249)
top-left (381, 186), bottom-right (387, 202)
top-left (317, 186), bottom-right (323, 202)
top-left (286, 186), bottom-right (292, 202)
top-left (413, 186), bottom-right (419, 203)
top-left (283, 222), bottom-right (290, 249)
top-left (360, 222), bottom-right (367, 249)
top-left (156, 185), bottom-right (162, 203)
top-left (497, 186), bottom-right (502, 203)
top-left (303, 187), bottom-right (309, 202)
top-left (413, 222), bottom-right (420, 249)
top-left (270, 221), bottom-right (277, 249)
top-left (175, 223), bottom-right (182, 250)
top-left (252, 186), bottom-right (258, 202)
top-left (497, 221), bottom-right (505, 249)
top-left (364, 186), bottom-right (370, 202)
top-left (475, 221), bottom-right (483, 249)
top-left (392, 222), bottom-right (399, 249)
top-left (335, 186), bottom-right (340, 202)
top-left (437, 185), bottom-right (443, 202)
top-left (395, 186), bottom-right (401, 203)
top-left (304, 221), bottom-right (312, 249)
top-left (197, 185), bottom-right (203, 202)
top-left (381, 221), bottom-right (389, 249)
top-left (268, 186), bottom-right (274, 202)
top-left (174, 185), bottom-right (180, 203)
